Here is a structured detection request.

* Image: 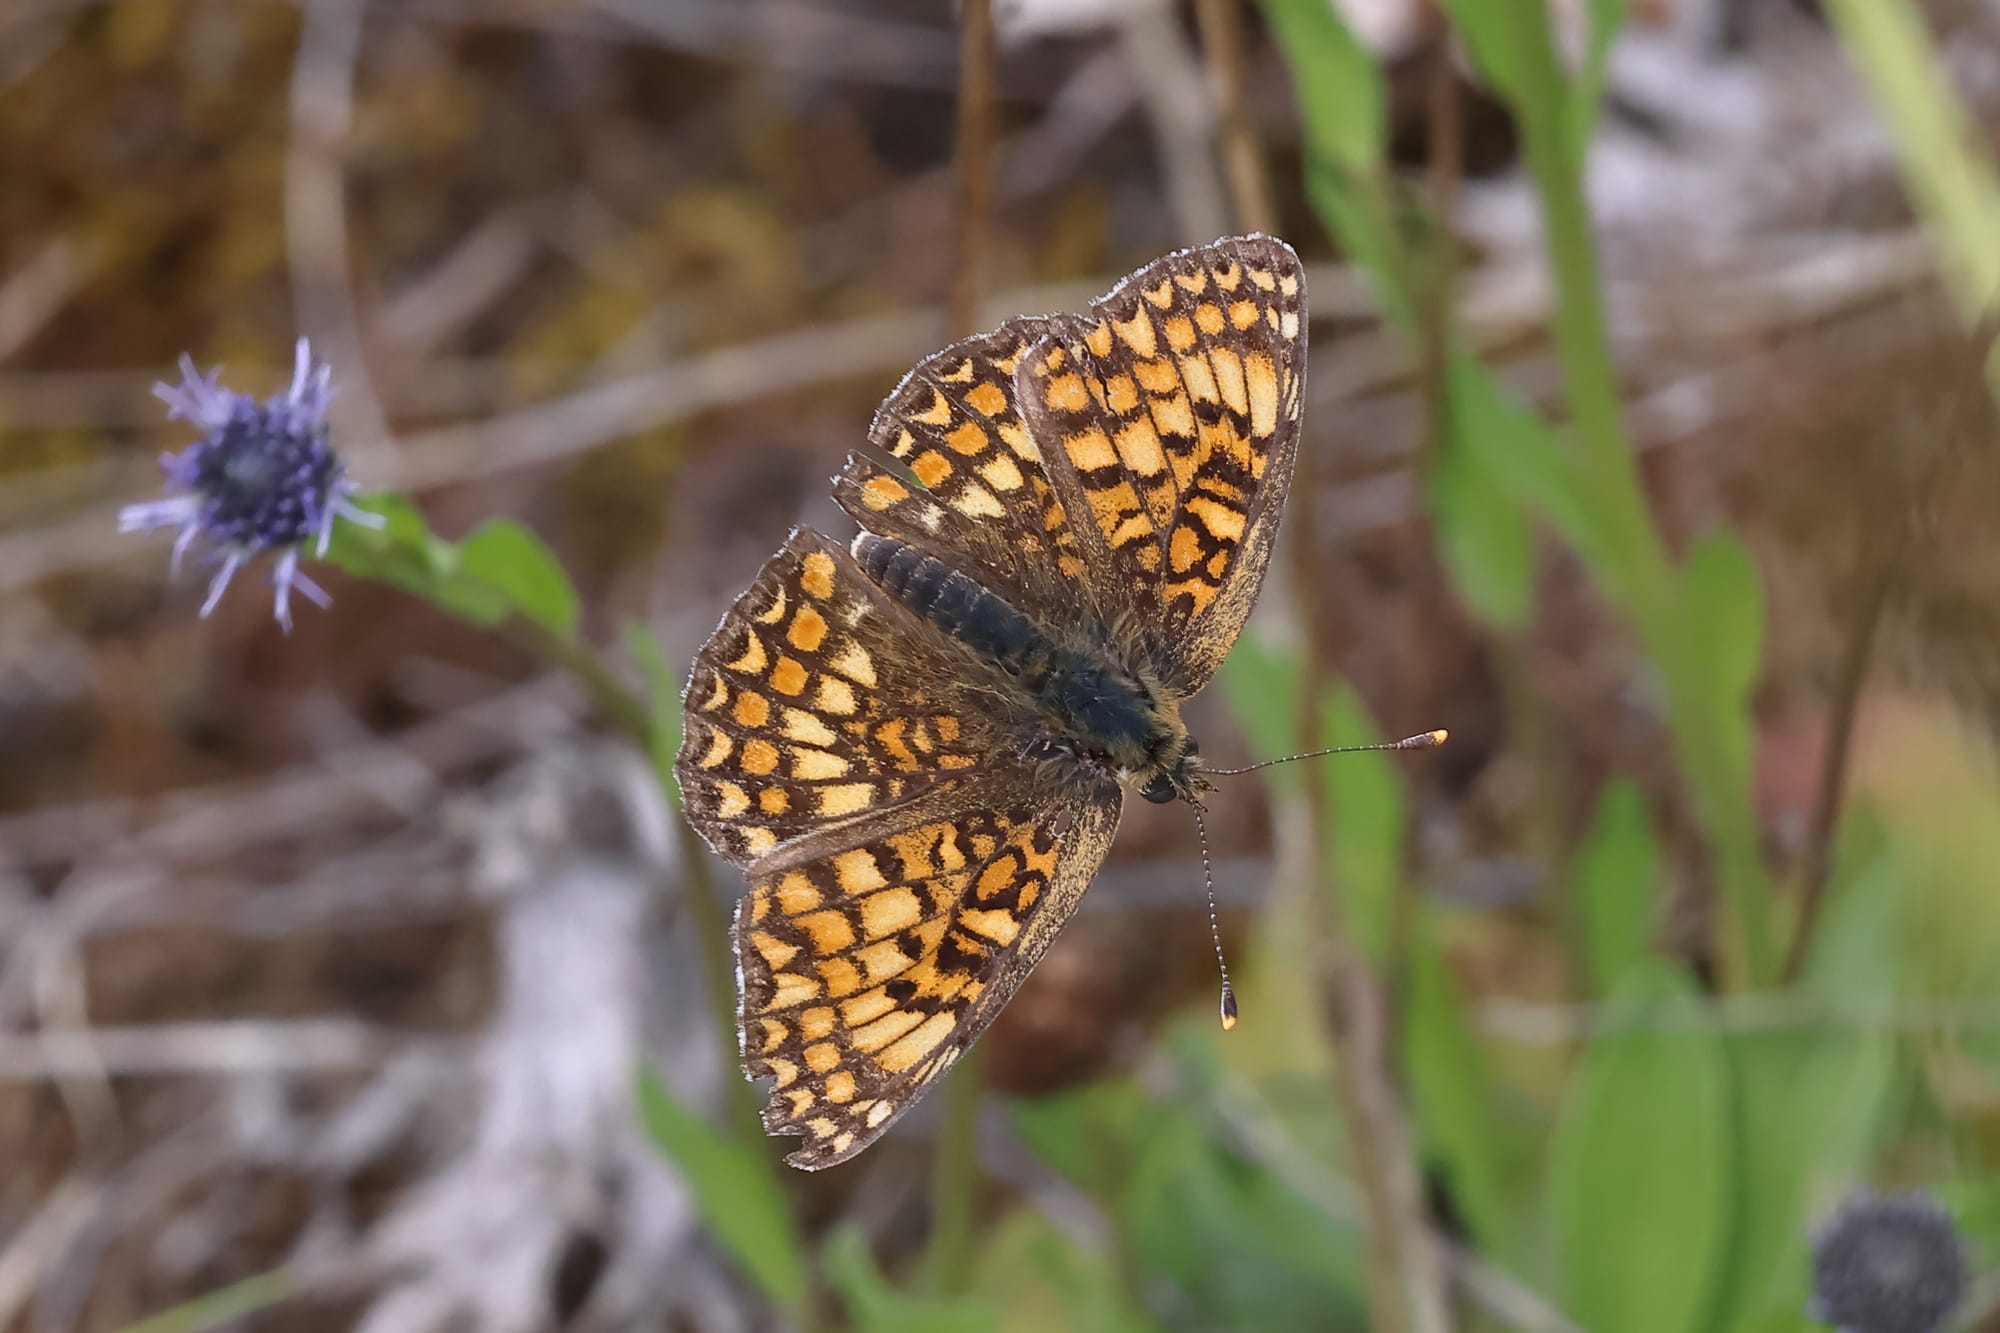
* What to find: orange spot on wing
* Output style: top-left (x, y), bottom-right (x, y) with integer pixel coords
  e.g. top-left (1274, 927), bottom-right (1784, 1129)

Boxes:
top-left (800, 552), bottom-right (836, 599)
top-left (965, 381), bottom-right (1009, 416)
top-left (788, 607), bottom-right (829, 652)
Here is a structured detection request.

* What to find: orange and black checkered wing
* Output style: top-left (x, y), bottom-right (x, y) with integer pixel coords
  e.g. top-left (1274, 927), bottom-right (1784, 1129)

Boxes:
top-left (676, 527), bottom-right (1004, 866)
top-left (676, 528), bottom-right (1129, 1168)
top-left (1016, 234), bottom-right (1307, 693)
top-left (734, 777), bottom-right (1121, 1168)
top-left (831, 321), bottom-right (1100, 626)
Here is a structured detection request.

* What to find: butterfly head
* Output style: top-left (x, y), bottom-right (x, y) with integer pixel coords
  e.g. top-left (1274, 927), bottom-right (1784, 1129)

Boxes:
top-left (1136, 733), bottom-right (1205, 805)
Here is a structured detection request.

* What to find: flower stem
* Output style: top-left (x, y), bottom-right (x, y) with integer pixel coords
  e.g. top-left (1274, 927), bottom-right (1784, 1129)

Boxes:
top-left (516, 618), bottom-right (796, 1282)
top-left (920, 1046), bottom-right (985, 1297)
top-left (1508, 0), bottom-right (1774, 989)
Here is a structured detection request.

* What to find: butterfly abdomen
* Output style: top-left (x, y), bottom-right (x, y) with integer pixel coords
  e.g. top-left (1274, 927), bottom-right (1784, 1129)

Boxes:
top-left (853, 532), bottom-right (1044, 669)
top-left (853, 531), bottom-right (1166, 773)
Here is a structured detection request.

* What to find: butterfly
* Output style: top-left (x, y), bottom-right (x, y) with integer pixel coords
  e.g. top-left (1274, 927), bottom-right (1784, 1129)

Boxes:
top-left (675, 234), bottom-right (1307, 1168)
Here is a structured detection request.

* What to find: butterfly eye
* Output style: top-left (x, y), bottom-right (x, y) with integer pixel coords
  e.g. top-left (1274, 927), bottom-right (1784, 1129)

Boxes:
top-left (1140, 773), bottom-right (1177, 804)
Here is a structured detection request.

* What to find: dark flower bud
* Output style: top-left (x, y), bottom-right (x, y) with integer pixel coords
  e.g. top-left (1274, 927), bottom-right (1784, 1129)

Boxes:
top-left (1810, 1189), bottom-right (1968, 1333)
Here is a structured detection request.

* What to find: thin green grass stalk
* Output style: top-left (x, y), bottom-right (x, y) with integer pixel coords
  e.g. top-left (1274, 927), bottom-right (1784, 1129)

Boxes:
top-left (115, 1272), bottom-right (291, 1333)
top-left (1505, 6), bottom-right (1665, 617)
top-left (920, 1046), bottom-right (985, 1297)
top-left (1506, 0), bottom-right (1776, 988)
top-left (557, 640), bottom-right (810, 1325)
top-left (1821, 0), bottom-right (2000, 375)
top-left (671, 818), bottom-right (769, 1145)
top-left (614, 668), bottom-right (815, 1327)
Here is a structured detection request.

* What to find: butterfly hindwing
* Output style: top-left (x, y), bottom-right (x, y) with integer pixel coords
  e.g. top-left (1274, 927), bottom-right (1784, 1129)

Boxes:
top-left (1016, 234), bottom-right (1307, 692)
top-left (735, 775), bottom-right (1122, 1169)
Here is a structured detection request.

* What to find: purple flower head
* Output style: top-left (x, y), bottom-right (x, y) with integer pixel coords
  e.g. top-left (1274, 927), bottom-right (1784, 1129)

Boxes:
top-left (1809, 1189), bottom-right (1968, 1333)
top-left (118, 338), bottom-right (381, 632)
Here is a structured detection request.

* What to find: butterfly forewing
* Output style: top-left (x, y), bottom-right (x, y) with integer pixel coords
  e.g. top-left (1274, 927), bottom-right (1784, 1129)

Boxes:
top-left (1017, 235), bottom-right (1306, 692)
top-left (833, 321), bottom-right (1093, 623)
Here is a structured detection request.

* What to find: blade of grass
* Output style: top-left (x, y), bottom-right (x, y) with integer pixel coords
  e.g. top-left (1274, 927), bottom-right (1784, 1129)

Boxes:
top-left (1821, 0), bottom-right (2000, 374)
top-left (637, 1070), bottom-right (808, 1316)
top-left (114, 1272), bottom-right (291, 1333)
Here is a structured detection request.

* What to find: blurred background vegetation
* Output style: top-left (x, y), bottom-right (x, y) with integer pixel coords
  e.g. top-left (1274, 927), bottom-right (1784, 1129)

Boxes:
top-left (5, 1), bottom-right (2000, 1330)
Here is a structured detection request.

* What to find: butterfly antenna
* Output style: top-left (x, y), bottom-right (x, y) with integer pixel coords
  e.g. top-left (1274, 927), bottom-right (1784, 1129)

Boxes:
top-left (1204, 729), bottom-right (1448, 777)
top-left (1191, 800), bottom-right (1237, 1031)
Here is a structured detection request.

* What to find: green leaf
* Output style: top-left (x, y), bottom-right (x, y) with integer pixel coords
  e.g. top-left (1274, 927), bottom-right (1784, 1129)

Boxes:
top-left (1318, 685), bottom-right (1405, 961)
top-left (1304, 160), bottom-right (1417, 332)
top-left (1258, 0), bottom-right (1384, 173)
top-left (1675, 535), bottom-right (1765, 789)
top-left (1714, 1028), bottom-right (1893, 1330)
top-left (1405, 924), bottom-right (1516, 1252)
top-left (324, 496), bottom-right (568, 630)
top-left (1012, 1078), bottom-right (1150, 1197)
top-left (1797, 819), bottom-right (1904, 995)
top-left (1430, 429), bottom-right (1535, 627)
top-left (971, 1209), bottom-right (1153, 1333)
top-left (1440, 0), bottom-right (1528, 104)
top-left (1121, 1100), bottom-right (1367, 1330)
top-left (1446, 0), bottom-right (1623, 159)
top-left (1265, 0), bottom-right (1421, 329)
top-left (323, 494), bottom-right (451, 598)
top-left (458, 519), bottom-right (581, 638)
top-left (634, 1069), bottom-right (806, 1313)
top-left (1935, 1176), bottom-right (2000, 1270)
top-left (1821, 0), bottom-right (2000, 337)
top-left (825, 1228), bottom-right (998, 1333)
top-left (1574, 781), bottom-right (1661, 994)
top-left (1705, 824), bottom-right (1900, 1331)
top-left (1446, 358), bottom-right (1603, 566)
top-left (1549, 960), bottom-right (1733, 1333)
top-left (1216, 634), bottom-right (1301, 786)
top-left (1015, 1071), bottom-right (1366, 1330)
top-left (1569, 0), bottom-right (1628, 154)
top-left (335, 493), bottom-right (427, 550)
top-left (1679, 535), bottom-right (1764, 708)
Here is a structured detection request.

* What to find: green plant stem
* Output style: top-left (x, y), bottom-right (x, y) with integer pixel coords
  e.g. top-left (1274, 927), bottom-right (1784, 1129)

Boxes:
top-left (675, 819), bottom-right (770, 1142)
top-left (1318, 942), bottom-right (1456, 1333)
top-left (921, 1045), bottom-right (985, 1297)
top-left (1286, 459), bottom-right (1452, 1331)
top-left (515, 619), bottom-right (651, 741)
top-left (1821, 0), bottom-right (2000, 371)
top-left (522, 618), bottom-right (807, 1321)
top-left (116, 1271), bottom-right (292, 1333)
top-left (517, 619), bottom-right (768, 1137)
top-left (1506, 6), bottom-right (1665, 616)
top-left (1783, 557), bottom-right (1895, 984)
top-left (1508, 0), bottom-right (1775, 989)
